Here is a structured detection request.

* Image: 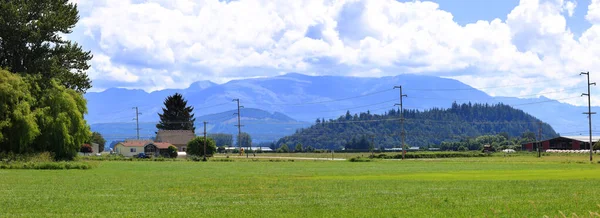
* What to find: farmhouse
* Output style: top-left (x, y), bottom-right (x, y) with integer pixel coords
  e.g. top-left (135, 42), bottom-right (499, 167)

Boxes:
top-left (114, 140), bottom-right (174, 157)
top-left (155, 130), bottom-right (195, 152)
top-left (521, 136), bottom-right (599, 151)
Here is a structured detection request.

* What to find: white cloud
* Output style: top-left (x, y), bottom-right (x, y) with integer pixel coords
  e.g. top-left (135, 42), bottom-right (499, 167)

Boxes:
top-left (588, 0), bottom-right (600, 24)
top-left (71, 0), bottom-right (600, 106)
top-left (89, 54), bottom-right (139, 82)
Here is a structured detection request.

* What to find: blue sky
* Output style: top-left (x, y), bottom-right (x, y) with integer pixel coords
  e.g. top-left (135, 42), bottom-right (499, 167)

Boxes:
top-left (69, 0), bottom-right (600, 106)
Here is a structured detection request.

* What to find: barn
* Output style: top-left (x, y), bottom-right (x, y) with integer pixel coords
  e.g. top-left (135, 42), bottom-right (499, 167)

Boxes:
top-left (522, 136), bottom-right (599, 151)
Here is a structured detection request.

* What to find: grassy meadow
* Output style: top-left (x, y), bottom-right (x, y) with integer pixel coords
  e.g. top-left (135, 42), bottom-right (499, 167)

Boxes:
top-left (1, 155), bottom-right (600, 217)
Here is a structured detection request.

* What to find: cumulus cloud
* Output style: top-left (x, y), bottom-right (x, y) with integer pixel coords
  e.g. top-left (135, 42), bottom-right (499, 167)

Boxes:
top-left (70, 0), bottom-right (600, 106)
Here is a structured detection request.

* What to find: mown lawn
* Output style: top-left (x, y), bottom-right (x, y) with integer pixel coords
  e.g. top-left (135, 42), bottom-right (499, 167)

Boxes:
top-left (1, 156), bottom-right (600, 217)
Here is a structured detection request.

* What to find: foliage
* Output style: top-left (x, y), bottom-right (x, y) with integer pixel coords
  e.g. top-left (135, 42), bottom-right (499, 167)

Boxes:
top-left (217, 146), bottom-right (226, 153)
top-left (0, 0), bottom-right (92, 93)
top-left (295, 143), bottom-right (303, 152)
top-left (167, 145), bottom-right (178, 158)
top-left (80, 144), bottom-right (92, 153)
top-left (0, 161), bottom-right (92, 170)
top-left (348, 156), bottom-right (373, 162)
top-left (238, 132), bottom-right (252, 148)
top-left (32, 80), bottom-right (90, 160)
top-left (457, 146), bottom-right (467, 151)
top-left (209, 133), bottom-right (233, 147)
top-left (0, 70), bottom-right (39, 153)
top-left (0, 71), bottom-right (89, 160)
top-left (156, 93), bottom-right (196, 131)
top-left (187, 137), bottom-right (216, 157)
top-left (90, 132), bottom-right (106, 152)
top-left (277, 144), bottom-right (289, 153)
top-left (277, 103), bottom-right (557, 150)
top-left (371, 152), bottom-right (488, 159)
top-left (344, 135), bottom-right (371, 150)
top-left (594, 141), bottom-right (600, 150)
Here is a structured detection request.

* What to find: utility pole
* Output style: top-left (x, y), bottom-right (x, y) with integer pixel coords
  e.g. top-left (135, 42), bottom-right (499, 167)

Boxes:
top-left (203, 121), bottom-right (208, 162)
top-left (538, 121), bottom-right (542, 158)
top-left (394, 86), bottom-right (408, 160)
top-left (581, 72), bottom-right (596, 162)
top-left (232, 99), bottom-right (245, 157)
top-left (133, 107), bottom-right (142, 140)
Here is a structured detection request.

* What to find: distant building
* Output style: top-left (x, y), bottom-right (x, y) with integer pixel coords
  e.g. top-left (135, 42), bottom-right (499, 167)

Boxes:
top-left (155, 130), bottom-right (195, 152)
top-left (522, 136), bottom-right (599, 151)
top-left (114, 140), bottom-right (174, 157)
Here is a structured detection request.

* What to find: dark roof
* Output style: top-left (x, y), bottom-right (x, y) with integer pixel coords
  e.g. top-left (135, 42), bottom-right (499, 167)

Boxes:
top-left (156, 130), bottom-right (195, 145)
top-left (153, 142), bottom-right (174, 149)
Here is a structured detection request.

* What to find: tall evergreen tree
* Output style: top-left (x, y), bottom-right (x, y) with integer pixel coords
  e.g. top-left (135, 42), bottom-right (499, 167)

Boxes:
top-left (156, 93), bottom-right (196, 132)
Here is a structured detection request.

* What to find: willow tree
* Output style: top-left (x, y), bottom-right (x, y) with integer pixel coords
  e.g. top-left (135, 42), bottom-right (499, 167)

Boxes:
top-left (0, 1), bottom-right (93, 160)
top-left (0, 70), bottom-right (39, 154)
top-left (32, 80), bottom-right (90, 160)
top-left (156, 93), bottom-right (196, 132)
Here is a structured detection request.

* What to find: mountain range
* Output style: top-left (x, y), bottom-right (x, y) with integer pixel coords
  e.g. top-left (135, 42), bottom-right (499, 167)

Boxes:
top-left (86, 73), bottom-right (597, 143)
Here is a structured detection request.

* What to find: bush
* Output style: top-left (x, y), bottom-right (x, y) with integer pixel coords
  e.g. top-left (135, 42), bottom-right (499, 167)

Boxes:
top-left (277, 144), bottom-right (289, 153)
top-left (458, 146), bottom-right (468, 152)
top-left (80, 144), bottom-right (93, 153)
top-left (210, 158), bottom-right (234, 162)
top-left (371, 152), bottom-right (488, 159)
top-left (0, 161), bottom-right (92, 170)
top-left (187, 137), bottom-right (217, 157)
top-left (349, 156), bottom-right (372, 162)
top-left (167, 145), bottom-right (178, 158)
top-left (187, 155), bottom-right (203, 162)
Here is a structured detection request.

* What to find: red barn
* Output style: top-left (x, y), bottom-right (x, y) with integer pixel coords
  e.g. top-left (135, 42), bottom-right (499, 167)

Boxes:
top-left (522, 136), bottom-right (599, 151)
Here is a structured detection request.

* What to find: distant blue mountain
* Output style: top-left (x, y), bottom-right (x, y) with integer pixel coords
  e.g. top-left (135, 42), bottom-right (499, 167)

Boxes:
top-left (85, 73), bottom-right (596, 138)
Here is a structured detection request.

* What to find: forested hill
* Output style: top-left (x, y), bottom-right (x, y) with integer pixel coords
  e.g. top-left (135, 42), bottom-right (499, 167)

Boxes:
top-left (276, 103), bottom-right (558, 150)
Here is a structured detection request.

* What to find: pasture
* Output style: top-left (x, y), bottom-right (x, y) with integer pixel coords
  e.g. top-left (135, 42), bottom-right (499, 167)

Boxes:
top-left (1, 155), bottom-right (600, 217)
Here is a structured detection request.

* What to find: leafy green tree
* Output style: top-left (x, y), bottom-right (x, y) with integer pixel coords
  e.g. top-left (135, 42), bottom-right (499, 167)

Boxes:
top-left (0, 70), bottom-right (39, 153)
top-left (209, 133), bottom-right (233, 147)
top-left (458, 146), bottom-right (467, 151)
top-left (187, 137), bottom-right (216, 157)
top-left (156, 93), bottom-right (196, 132)
top-left (80, 144), bottom-right (92, 153)
top-left (0, 1), bottom-right (93, 93)
top-left (295, 143), bottom-right (303, 152)
top-left (32, 80), bottom-right (90, 160)
top-left (277, 144), bottom-right (289, 153)
top-left (239, 132), bottom-right (252, 148)
top-left (90, 132), bottom-right (106, 152)
top-left (594, 141), bottom-right (600, 151)
top-left (167, 145), bottom-right (178, 158)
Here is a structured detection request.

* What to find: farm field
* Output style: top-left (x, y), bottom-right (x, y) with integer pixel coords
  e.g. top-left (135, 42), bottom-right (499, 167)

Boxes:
top-left (1, 156), bottom-right (600, 217)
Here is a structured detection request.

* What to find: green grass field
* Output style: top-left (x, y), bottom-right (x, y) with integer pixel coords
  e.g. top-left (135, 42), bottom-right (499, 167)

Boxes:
top-left (1, 156), bottom-right (600, 217)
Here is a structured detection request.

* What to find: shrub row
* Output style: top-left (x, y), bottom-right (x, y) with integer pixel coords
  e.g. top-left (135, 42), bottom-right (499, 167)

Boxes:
top-left (78, 155), bottom-right (178, 161)
top-left (371, 152), bottom-right (488, 159)
top-left (348, 157), bottom-right (373, 162)
top-left (0, 161), bottom-right (93, 170)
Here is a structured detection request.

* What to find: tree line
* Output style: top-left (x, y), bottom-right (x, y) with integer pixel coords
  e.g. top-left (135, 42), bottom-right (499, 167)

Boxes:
top-left (276, 103), bottom-right (558, 150)
top-left (0, 1), bottom-right (104, 160)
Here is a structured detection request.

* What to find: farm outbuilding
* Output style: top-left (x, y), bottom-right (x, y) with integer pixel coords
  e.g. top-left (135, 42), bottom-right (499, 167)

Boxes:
top-left (521, 136), bottom-right (599, 151)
